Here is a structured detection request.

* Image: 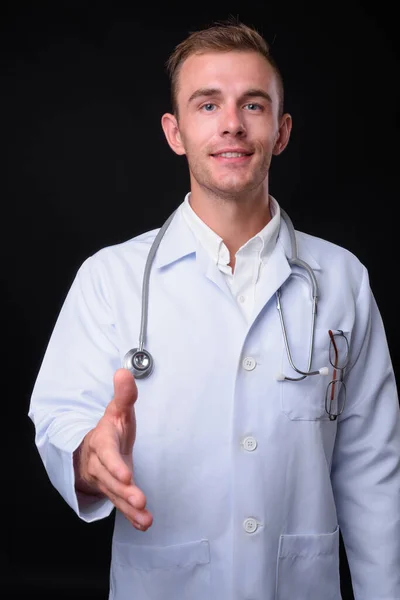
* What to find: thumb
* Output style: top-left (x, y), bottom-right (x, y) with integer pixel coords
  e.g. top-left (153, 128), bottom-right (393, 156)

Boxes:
top-left (111, 368), bottom-right (138, 416)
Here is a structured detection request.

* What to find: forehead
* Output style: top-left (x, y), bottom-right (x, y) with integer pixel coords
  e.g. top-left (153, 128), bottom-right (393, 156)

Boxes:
top-left (177, 51), bottom-right (278, 100)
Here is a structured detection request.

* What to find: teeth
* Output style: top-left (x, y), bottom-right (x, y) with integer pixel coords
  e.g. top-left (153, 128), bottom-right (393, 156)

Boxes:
top-left (218, 152), bottom-right (247, 158)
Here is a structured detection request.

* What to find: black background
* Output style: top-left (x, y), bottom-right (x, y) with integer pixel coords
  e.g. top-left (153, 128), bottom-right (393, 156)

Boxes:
top-left (2, 1), bottom-right (399, 598)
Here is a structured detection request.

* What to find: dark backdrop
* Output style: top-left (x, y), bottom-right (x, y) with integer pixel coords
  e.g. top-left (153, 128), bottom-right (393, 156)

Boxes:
top-left (2, 1), bottom-right (399, 598)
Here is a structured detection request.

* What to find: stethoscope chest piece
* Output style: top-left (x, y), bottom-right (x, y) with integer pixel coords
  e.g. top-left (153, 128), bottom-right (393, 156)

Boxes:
top-left (123, 348), bottom-right (153, 378)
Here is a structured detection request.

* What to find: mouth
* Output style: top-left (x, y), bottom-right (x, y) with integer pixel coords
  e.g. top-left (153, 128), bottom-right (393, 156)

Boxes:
top-left (210, 151), bottom-right (254, 163)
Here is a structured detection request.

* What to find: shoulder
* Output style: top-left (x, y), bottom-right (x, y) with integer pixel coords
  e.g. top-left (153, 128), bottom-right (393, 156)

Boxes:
top-left (81, 226), bottom-right (160, 270)
top-left (296, 229), bottom-right (367, 293)
top-left (96, 226), bottom-right (160, 263)
top-left (298, 229), bottom-right (364, 268)
top-left (72, 226), bottom-right (162, 298)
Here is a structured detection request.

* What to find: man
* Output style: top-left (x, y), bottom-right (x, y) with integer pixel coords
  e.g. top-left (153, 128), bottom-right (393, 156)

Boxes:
top-left (29, 20), bottom-right (400, 600)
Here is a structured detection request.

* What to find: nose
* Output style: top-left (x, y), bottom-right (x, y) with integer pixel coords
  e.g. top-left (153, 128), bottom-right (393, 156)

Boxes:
top-left (220, 106), bottom-right (246, 137)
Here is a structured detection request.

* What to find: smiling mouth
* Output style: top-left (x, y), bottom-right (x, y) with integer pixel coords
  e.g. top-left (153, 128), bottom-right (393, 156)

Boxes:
top-left (211, 151), bottom-right (253, 158)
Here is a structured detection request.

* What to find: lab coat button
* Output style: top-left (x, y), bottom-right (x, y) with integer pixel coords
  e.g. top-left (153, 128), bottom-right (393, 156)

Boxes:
top-left (243, 436), bottom-right (258, 451)
top-left (243, 518), bottom-right (258, 533)
top-left (242, 357), bottom-right (256, 370)
top-left (238, 295), bottom-right (246, 303)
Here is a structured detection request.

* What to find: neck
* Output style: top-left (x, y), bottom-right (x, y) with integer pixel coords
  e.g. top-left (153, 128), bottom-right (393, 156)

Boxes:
top-left (188, 183), bottom-right (272, 270)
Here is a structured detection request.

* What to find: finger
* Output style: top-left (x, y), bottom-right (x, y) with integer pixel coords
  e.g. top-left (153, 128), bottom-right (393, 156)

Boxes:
top-left (112, 495), bottom-right (154, 531)
top-left (91, 457), bottom-right (153, 530)
top-left (91, 453), bottom-right (147, 511)
top-left (111, 368), bottom-right (138, 415)
top-left (91, 431), bottom-right (133, 484)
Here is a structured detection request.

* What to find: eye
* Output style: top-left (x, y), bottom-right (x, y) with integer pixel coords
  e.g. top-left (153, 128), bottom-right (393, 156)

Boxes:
top-left (201, 103), bottom-right (216, 112)
top-left (244, 103), bottom-right (263, 111)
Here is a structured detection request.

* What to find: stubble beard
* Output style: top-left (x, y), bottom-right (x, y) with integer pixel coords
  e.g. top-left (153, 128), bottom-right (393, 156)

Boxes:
top-left (188, 151), bottom-right (272, 203)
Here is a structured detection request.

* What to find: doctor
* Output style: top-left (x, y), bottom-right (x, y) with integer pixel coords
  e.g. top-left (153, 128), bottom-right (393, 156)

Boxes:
top-left (29, 19), bottom-right (400, 600)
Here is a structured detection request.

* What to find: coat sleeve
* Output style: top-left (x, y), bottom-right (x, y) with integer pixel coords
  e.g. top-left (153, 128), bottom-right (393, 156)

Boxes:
top-left (330, 265), bottom-right (400, 599)
top-left (28, 254), bottom-right (119, 522)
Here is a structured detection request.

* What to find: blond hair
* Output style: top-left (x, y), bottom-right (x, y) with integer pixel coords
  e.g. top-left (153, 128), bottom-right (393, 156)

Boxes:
top-left (165, 19), bottom-right (284, 118)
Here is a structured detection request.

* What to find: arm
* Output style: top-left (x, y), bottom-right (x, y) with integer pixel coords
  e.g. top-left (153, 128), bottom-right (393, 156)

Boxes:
top-left (330, 266), bottom-right (400, 599)
top-left (28, 255), bottom-right (119, 522)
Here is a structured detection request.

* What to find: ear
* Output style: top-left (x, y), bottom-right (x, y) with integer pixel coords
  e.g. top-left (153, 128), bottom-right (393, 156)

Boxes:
top-left (161, 112), bottom-right (186, 155)
top-left (273, 113), bottom-right (293, 156)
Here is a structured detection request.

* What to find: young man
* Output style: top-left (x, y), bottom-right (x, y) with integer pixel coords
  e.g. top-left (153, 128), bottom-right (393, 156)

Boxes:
top-left (29, 20), bottom-right (400, 600)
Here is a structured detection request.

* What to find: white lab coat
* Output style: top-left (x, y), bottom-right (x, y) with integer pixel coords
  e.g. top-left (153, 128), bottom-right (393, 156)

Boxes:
top-left (29, 203), bottom-right (400, 600)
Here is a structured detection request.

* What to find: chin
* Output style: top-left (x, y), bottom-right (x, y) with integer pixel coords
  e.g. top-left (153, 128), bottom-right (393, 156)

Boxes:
top-left (214, 178), bottom-right (255, 196)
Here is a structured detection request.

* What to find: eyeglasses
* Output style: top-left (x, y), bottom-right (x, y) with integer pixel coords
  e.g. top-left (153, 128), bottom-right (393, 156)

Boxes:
top-left (325, 329), bottom-right (349, 421)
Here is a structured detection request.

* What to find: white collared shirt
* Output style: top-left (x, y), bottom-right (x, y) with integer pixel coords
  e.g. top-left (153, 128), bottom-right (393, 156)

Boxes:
top-left (180, 193), bottom-right (281, 323)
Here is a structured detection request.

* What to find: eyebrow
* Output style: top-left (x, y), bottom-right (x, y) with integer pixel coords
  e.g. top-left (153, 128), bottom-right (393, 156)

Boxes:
top-left (187, 87), bottom-right (273, 105)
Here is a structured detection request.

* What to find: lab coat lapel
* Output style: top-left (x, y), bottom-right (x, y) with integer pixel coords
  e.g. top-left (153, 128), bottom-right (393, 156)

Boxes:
top-left (251, 238), bottom-right (292, 325)
top-left (154, 208), bottom-right (197, 269)
top-left (195, 212), bottom-right (294, 307)
top-left (251, 215), bottom-right (321, 326)
top-left (196, 216), bottom-right (294, 324)
top-left (153, 204), bottom-right (320, 325)
top-left (153, 208), bottom-right (238, 305)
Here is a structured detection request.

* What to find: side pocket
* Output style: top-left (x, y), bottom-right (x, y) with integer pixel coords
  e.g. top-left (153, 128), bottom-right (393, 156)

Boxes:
top-left (275, 526), bottom-right (341, 600)
top-left (110, 539), bottom-right (211, 600)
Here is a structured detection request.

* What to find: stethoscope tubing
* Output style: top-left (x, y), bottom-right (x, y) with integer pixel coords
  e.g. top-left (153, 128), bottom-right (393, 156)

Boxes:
top-left (123, 206), bottom-right (327, 381)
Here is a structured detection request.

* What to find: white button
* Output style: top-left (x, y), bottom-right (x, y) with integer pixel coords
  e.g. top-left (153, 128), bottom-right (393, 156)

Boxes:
top-left (243, 436), bottom-right (258, 451)
top-left (242, 357), bottom-right (256, 371)
top-left (238, 295), bottom-right (246, 303)
top-left (243, 518), bottom-right (258, 533)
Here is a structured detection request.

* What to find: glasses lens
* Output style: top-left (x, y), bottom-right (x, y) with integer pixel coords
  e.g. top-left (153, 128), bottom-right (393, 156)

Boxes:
top-left (325, 380), bottom-right (346, 417)
top-left (329, 333), bottom-right (349, 369)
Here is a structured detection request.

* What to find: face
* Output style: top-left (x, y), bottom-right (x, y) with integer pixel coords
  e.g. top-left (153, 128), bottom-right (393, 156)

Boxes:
top-left (161, 50), bottom-right (292, 199)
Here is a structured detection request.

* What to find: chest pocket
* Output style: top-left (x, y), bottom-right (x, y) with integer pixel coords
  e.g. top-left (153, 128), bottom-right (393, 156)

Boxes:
top-left (280, 327), bottom-right (350, 421)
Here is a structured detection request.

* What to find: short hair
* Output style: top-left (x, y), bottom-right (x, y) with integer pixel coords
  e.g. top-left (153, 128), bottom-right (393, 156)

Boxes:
top-left (165, 19), bottom-right (284, 119)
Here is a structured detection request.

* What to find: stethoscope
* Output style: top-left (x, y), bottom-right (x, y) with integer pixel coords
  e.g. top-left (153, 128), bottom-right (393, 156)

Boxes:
top-left (123, 207), bottom-right (329, 381)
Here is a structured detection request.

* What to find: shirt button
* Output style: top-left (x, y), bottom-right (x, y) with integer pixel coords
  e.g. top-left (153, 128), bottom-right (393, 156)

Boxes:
top-left (238, 295), bottom-right (246, 303)
top-left (243, 518), bottom-right (258, 533)
top-left (243, 436), bottom-right (258, 451)
top-left (242, 357), bottom-right (257, 371)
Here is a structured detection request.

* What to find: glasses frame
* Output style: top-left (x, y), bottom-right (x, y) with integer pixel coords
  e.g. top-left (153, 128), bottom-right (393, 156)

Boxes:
top-left (325, 329), bottom-right (350, 421)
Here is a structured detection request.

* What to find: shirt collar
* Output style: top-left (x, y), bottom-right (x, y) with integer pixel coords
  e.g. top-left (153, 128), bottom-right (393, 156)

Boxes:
top-left (180, 192), bottom-right (281, 267)
top-left (154, 194), bottom-right (320, 271)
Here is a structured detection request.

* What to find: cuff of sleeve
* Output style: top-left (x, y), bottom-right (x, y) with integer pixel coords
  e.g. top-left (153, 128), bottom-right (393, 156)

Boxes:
top-left (43, 424), bottom-right (114, 523)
